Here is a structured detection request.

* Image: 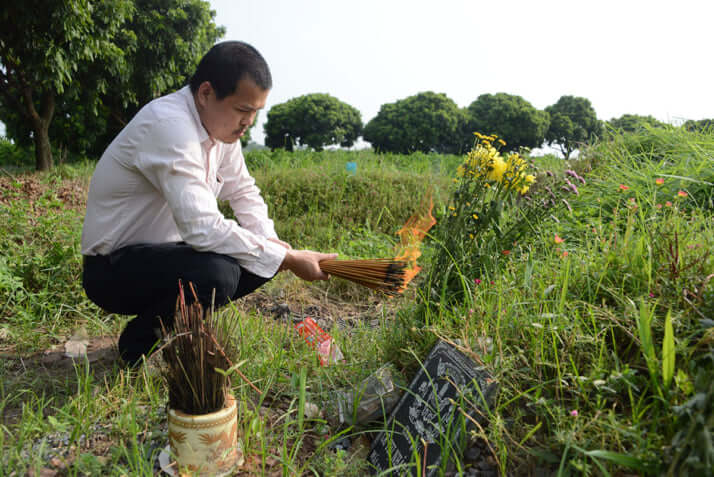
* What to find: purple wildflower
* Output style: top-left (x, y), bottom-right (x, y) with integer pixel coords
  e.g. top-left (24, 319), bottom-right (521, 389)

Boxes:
top-left (565, 168), bottom-right (586, 185)
top-left (564, 178), bottom-right (579, 195)
top-left (562, 198), bottom-right (573, 212)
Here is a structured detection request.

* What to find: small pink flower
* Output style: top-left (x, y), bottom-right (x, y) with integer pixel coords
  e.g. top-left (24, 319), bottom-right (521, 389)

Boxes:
top-left (649, 292), bottom-right (655, 298)
top-left (619, 184), bottom-right (629, 191)
top-left (677, 190), bottom-right (688, 198)
top-left (655, 178), bottom-right (664, 185)
top-left (665, 201), bottom-right (673, 207)
top-left (554, 234), bottom-right (564, 244)
top-left (562, 251), bottom-right (569, 258)
top-left (656, 203), bottom-right (662, 209)
top-left (490, 281), bottom-right (495, 285)
top-left (474, 278), bottom-right (482, 285)
top-left (502, 250), bottom-right (511, 255)
top-left (570, 410), bottom-right (578, 417)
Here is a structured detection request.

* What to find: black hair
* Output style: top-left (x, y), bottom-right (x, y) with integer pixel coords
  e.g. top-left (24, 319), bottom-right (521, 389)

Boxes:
top-left (189, 41), bottom-right (272, 99)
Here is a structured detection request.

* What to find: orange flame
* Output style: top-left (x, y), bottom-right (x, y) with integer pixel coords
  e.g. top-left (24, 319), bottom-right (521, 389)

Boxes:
top-left (394, 193), bottom-right (437, 292)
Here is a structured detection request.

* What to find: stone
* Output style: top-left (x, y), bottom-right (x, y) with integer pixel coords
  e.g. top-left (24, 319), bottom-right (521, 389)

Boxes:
top-left (367, 340), bottom-right (498, 476)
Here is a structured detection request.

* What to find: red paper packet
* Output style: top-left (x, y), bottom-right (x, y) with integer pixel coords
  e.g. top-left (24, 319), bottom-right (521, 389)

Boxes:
top-left (294, 317), bottom-right (344, 366)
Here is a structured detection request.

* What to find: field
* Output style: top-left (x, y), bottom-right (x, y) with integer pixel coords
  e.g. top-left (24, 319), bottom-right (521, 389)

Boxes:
top-left (1, 129), bottom-right (713, 476)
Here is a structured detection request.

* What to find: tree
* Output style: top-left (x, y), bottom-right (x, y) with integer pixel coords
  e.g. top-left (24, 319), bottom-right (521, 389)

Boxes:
top-left (264, 93), bottom-right (362, 151)
top-left (545, 96), bottom-right (602, 159)
top-left (0, 0), bottom-right (132, 170)
top-left (682, 118), bottom-right (714, 133)
top-left (607, 114), bottom-right (667, 133)
top-left (1, 0), bottom-right (225, 161)
top-left (99, 0), bottom-right (224, 153)
top-left (465, 93), bottom-right (549, 152)
top-left (363, 92), bottom-right (466, 154)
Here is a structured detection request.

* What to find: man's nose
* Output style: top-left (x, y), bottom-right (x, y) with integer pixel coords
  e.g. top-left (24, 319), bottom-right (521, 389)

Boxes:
top-left (241, 112), bottom-right (257, 126)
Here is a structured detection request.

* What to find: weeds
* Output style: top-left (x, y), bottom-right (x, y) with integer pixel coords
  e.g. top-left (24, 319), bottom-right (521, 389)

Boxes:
top-left (1, 132), bottom-right (713, 475)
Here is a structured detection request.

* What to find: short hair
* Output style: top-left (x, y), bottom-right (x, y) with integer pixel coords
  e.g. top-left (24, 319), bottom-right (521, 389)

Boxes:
top-left (189, 41), bottom-right (272, 99)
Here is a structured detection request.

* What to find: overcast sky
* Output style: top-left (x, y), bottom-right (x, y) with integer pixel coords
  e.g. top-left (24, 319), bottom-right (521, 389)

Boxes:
top-left (1, 1), bottom-right (711, 145)
top-left (208, 0), bottom-right (713, 145)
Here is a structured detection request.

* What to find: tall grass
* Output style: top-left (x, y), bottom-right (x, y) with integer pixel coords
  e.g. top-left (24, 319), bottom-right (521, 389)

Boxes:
top-left (1, 133), bottom-right (712, 475)
top-left (403, 127), bottom-right (713, 474)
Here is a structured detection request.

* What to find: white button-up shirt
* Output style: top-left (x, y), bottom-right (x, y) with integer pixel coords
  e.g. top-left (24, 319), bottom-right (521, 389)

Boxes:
top-left (81, 86), bottom-right (286, 278)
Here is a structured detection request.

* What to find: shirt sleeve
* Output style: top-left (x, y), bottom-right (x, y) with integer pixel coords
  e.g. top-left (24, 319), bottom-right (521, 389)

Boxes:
top-left (216, 142), bottom-right (279, 240)
top-left (135, 118), bottom-right (286, 278)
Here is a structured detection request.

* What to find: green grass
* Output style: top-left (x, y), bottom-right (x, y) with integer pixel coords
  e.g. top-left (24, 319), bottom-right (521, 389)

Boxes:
top-left (1, 134), bottom-right (713, 475)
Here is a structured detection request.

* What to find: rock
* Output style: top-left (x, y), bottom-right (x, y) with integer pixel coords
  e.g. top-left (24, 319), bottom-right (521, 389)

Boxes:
top-left (64, 328), bottom-right (89, 358)
top-left (303, 401), bottom-right (321, 419)
top-left (271, 303), bottom-right (291, 318)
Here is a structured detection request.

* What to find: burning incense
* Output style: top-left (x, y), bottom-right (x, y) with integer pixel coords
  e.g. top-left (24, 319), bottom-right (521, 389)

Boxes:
top-left (319, 258), bottom-right (409, 296)
top-left (319, 195), bottom-right (436, 295)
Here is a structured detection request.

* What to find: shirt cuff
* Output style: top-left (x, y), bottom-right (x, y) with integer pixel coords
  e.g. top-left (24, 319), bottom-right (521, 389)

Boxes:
top-left (244, 238), bottom-right (287, 278)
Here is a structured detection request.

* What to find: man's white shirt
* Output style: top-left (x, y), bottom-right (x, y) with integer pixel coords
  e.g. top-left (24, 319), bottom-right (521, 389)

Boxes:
top-left (81, 86), bottom-right (286, 278)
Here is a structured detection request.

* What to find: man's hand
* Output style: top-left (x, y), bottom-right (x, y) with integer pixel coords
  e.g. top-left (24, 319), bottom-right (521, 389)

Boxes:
top-left (268, 237), bottom-right (292, 250)
top-left (279, 249), bottom-right (338, 281)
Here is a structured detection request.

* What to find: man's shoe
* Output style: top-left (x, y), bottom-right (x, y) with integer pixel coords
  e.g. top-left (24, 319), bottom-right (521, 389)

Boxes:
top-left (117, 315), bottom-right (161, 368)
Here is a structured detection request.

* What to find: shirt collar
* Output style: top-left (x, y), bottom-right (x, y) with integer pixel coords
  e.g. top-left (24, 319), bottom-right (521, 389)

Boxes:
top-left (180, 85), bottom-right (213, 147)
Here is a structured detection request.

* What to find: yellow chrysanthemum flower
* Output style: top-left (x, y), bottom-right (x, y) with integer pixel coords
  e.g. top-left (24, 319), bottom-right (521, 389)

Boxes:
top-left (487, 155), bottom-right (507, 182)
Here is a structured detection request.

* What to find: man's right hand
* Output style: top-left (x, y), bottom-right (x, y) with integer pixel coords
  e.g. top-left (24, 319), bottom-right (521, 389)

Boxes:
top-left (279, 249), bottom-right (338, 281)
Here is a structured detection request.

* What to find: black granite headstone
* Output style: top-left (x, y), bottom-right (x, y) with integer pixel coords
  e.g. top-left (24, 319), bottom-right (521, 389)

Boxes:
top-left (367, 340), bottom-right (498, 476)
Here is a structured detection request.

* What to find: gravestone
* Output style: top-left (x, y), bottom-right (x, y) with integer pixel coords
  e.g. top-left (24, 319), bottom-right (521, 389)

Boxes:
top-left (367, 340), bottom-right (498, 476)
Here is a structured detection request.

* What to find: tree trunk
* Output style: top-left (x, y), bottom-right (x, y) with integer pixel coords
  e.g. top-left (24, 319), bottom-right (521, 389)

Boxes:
top-left (33, 123), bottom-right (53, 171)
top-left (22, 87), bottom-right (55, 171)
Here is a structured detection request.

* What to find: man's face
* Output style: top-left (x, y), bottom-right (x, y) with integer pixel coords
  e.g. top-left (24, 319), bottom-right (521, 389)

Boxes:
top-left (195, 77), bottom-right (269, 144)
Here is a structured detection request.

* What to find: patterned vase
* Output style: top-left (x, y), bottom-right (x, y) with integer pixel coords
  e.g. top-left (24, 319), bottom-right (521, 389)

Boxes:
top-left (168, 394), bottom-right (243, 476)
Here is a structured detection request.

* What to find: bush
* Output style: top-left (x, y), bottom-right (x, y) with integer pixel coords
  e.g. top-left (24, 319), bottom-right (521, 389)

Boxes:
top-left (0, 137), bottom-right (31, 168)
top-left (264, 93), bottom-right (362, 151)
top-left (364, 92), bottom-right (467, 154)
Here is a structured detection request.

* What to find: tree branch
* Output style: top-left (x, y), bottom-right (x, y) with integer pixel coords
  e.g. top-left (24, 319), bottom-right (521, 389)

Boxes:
top-left (21, 85), bottom-right (41, 126)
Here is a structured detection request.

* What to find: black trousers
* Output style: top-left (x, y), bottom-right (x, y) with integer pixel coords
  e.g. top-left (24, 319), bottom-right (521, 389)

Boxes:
top-left (82, 242), bottom-right (272, 365)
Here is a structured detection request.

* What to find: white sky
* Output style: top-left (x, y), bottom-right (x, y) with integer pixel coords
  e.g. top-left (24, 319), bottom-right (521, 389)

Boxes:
top-left (1, 1), bottom-right (711, 145)
top-left (208, 0), bottom-right (713, 145)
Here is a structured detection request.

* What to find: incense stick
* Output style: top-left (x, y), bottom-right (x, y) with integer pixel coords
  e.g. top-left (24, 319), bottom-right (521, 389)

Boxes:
top-left (160, 281), bottom-right (247, 414)
top-left (319, 259), bottom-right (410, 295)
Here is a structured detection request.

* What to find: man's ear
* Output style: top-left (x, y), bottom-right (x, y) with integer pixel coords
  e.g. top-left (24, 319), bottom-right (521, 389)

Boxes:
top-left (196, 81), bottom-right (214, 107)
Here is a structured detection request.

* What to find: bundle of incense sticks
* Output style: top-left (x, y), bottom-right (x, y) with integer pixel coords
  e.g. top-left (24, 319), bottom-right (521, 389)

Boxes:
top-left (160, 281), bottom-right (241, 414)
top-left (321, 193), bottom-right (436, 295)
top-left (319, 258), bottom-right (410, 296)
